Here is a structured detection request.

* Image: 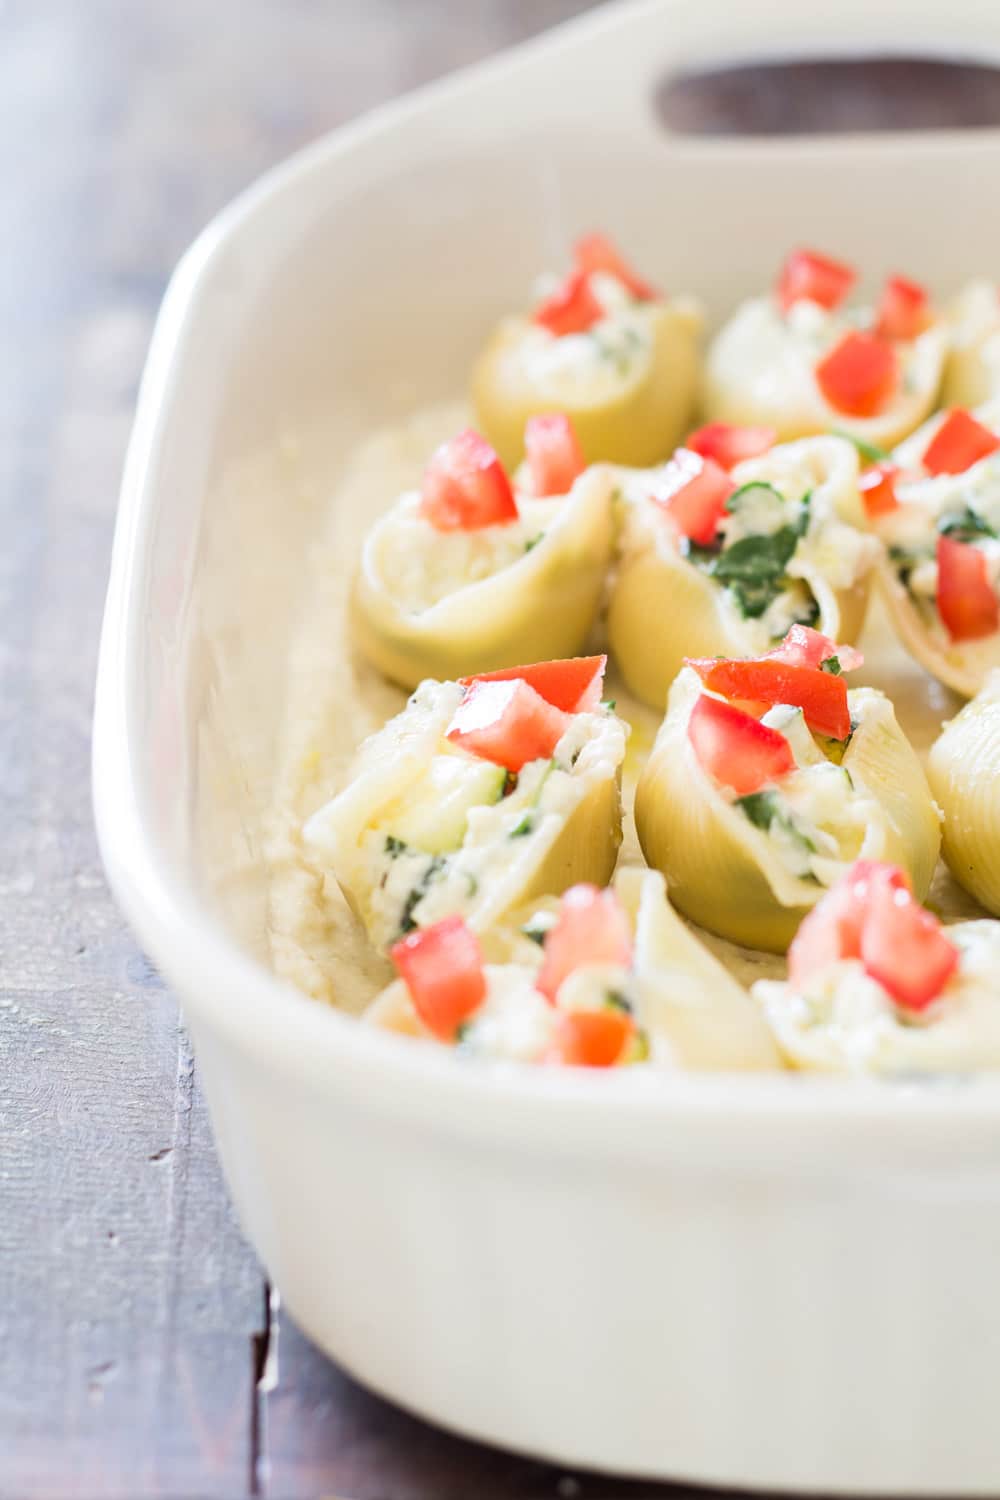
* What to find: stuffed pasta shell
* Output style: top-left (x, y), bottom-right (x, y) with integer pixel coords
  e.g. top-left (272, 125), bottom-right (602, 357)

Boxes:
top-left (869, 401), bottom-right (1000, 697)
top-left (634, 628), bottom-right (941, 953)
top-left (607, 427), bottom-right (878, 709)
top-left (755, 860), bottom-right (1000, 1072)
top-left (703, 249), bottom-right (947, 447)
top-left (352, 421), bottom-right (615, 690)
top-left (943, 279), bottom-right (1000, 408)
top-left (304, 656), bottom-right (626, 953)
top-left (367, 869), bottom-right (779, 1070)
top-left (472, 233), bottom-right (702, 469)
top-left (927, 672), bottom-right (1000, 916)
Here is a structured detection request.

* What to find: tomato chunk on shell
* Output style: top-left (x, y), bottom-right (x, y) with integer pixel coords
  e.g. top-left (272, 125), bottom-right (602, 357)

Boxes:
top-left (861, 877), bottom-right (959, 1013)
top-left (685, 422), bottom-right (777, 470)
top-left (776, 248), bottom-right (857, 313)
top-left (936, 535), bottom-right (1000, 642)
top-left (419, 429), bottom-right (518, 530)
top-left (547, 1008), bottom-right (635, 1068)
top-left (859, 462), bottom-right (902, 518)
top-left (573, 232), bottom-right (658, 301)
top-left (922, 409), bottom-right (1000, 476)
top-left (524, 413), bottom-right (586, 497)
top-left (815, 332), bottom-right (899, 418)
top-left (391, 916), bottom-right (487, 1040)
top-left (535, 884), bottom-right (633, 1004)
top-left (446, 679), bottom-right (571, 773)
top-left (765, 623), bottom-right (863, 674)
top-left (685, 657), bottom-right (851, 740)
top-left (687, 694), bottom-right (795, 795)
top-left (533, 267), bottom-right (604, 336)
top-left (459, 655), bottom-right (607, 714)
top-left (655, 449), bottom-right (735, 545)
top-left (875, 275), bottom-right (932, 341)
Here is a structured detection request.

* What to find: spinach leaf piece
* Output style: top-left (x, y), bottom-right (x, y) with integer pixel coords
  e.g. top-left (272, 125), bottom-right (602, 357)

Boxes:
top-left (938, 508), bottom-right (997, 545)
top-left (398, 855), bottom-right (446, 935)
top-left (711, 524), bottom-right (803, 618)
top-left (734, 790), bottom-right (817, 855)
top-left (819, 656), bottom-right (842, 676)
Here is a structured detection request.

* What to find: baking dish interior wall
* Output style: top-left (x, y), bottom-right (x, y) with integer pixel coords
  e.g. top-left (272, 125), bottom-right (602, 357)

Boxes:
top-left (179, 124), bottom-right (1000, 963)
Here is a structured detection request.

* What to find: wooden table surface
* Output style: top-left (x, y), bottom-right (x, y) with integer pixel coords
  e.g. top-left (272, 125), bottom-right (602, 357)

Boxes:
top-left (3, 3), bottom-right (997, 1495)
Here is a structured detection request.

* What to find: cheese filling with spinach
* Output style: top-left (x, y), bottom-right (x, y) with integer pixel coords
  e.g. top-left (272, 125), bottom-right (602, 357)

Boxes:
top-left (516, 272), bottom-right (656, 401)
top-left (731, 704), bottom-right (876, 886)
top-left (304, 679), bottom-right (627, 952)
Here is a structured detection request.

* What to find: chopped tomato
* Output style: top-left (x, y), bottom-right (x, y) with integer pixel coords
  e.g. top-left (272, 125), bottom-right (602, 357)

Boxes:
top-left (922, 408), bottom-right (1000, 476)
top-left (776, 248), bottom-right (856, 313)
top-left (391, 916), bottom-right (486, 1041)
top-left (446, 679), bottom-right (570, 773)
top-left (536, 884), bottom-right (632, 1004)
top-left (875, 275), bottom-right (932, 341)
top-left (654, 449), bottom-right (735, 546)
top-left (859, 462), bottom-right (901, 518)
top-left (687, 693), bottom-right (794, 795)
top-left (461, 655), bottom-right (607, 714)
top-left (524, 413), bottom-right (585, 497)
top-left (765, 623), bottom-right (863, 674)
top-left (533, 268), bottom-right (603, 336)
top-left (937, 535), bottom-right (1000, 641)
top-left (815, 332), bottom-right (899, 418)
top-left (547, 1008), bottom-right (635, 1068)
top-left (419, 430), bottom-right (518, 530)
top-left (861, 876), bottom-right (959, 1013)
top-left (788, 876), bottom-right (866, 988)
top-left (788, 861), bottom-right (909, 987)
top-left (574, 232), bottom-right (658, 301)
top-left (685, 422), bottom-right (777, 470)
top-left (685, 657), bottom-right (851, 740)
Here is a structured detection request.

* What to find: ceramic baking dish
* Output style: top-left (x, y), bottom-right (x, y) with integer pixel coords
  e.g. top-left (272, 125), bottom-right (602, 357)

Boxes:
top-left (94, 0), bottom-right (1000, 1491)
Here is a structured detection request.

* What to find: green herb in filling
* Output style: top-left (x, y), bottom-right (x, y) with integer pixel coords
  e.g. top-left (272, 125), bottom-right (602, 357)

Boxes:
top-left (384, 835), bottom-right (408, 859)
top-left (398, 855), bottom-right (446, 936)
top-left (819, 656), bottom-right (843, 675)
top-left (524, 533), bottom-right (544, 553)
top-left (604, 989), bottom-right (633, 1015)
top-left (938, 508), bottom-right (997, 545)
top-left (734, 789), bottom-right (817, 856)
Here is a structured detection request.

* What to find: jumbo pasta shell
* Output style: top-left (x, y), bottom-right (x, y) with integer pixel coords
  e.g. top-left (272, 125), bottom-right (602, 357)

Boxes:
top-left (607, 435), bottom-right (876, 711)
top-left (472, 301), bottom-right (703, 469)
top-left (351, 467), bottom-right (615, 691)
top-left (634, 671), bottom-right (940, 954)
top-left (927, 674), bottom-right (1000, 916)
top-left (702, 297), bottom-right (948, 448)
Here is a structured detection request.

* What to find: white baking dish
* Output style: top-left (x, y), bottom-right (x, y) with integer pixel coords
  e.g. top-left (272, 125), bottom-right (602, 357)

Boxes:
top-left (94, 0), bottom-right (1000, 1491)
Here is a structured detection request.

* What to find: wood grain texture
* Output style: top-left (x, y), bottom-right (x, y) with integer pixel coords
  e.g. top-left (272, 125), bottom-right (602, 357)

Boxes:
top-left (3, 2), bottom-right (997, 1496)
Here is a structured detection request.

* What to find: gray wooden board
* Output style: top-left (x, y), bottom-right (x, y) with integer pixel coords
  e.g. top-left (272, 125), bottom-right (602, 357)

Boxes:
top-left (1, 1), bottom-right (994, 1494)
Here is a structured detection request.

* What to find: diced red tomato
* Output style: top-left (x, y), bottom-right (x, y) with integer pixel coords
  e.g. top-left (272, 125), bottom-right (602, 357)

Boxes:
top-left (446, 679), bottom-right (570, 773)
top-left (533, 268), bottom-right (604, 336)
top-left (788, 875), bottom-right (867, 988)
top-left (547, 1008), bottom-right (635, 1068)
top-left (654, 449), bottom-right (735, 546)
top-left (574, 232), bottom-right (658, 301)
top-left (419, 430), bottom-right (518, 531)
top-left (765, 623), bottom-right (863, 674)
top-left (460, 655), bottom-right (607, 714)
top-left (788, 860), bottom-right (958, 1013)
top-left (922, 408), bottom-right (1000, 476)
top-left (685, 657), bottom-right (851, 740)
top-left (776, 249), bottom-right (857, 313)
top-left (685, 422), bottom-right (777, 470)
top-left (815, 331), bottom-right (899, 418)
top-left (524, 413), bottom-right (585, 497)
top-left (859, 462), bottom-right (901, 518)
top-left (875, 275), bottom-right (932, 341)
top-left (535, 884), bottom-right (633, 1004)
top-left (687, 693), bottom-right (795, 795)
top-left (391, 915), bottom-right (486, 1040)
top-left (861, 876), bottom-right (959, 1013)
top-left (936, 535), bottom-right (1000, 642)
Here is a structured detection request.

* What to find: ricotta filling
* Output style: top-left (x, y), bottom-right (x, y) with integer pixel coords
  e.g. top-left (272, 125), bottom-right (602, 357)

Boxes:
top-left (729, 703), bottom-right (875, 886)
top-left (516, 271), bottom-right (656, 401)
top-left (370, 492), bottom-right (562, 613)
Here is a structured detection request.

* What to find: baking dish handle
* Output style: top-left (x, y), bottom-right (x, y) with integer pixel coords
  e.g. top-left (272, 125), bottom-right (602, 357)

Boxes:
top-left (540, 0), bottom-right (1000, 139)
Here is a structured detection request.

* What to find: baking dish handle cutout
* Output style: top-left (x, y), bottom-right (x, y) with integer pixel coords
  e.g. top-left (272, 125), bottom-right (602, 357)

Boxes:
top-left (655, 56), bottom-right (1000, 138)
